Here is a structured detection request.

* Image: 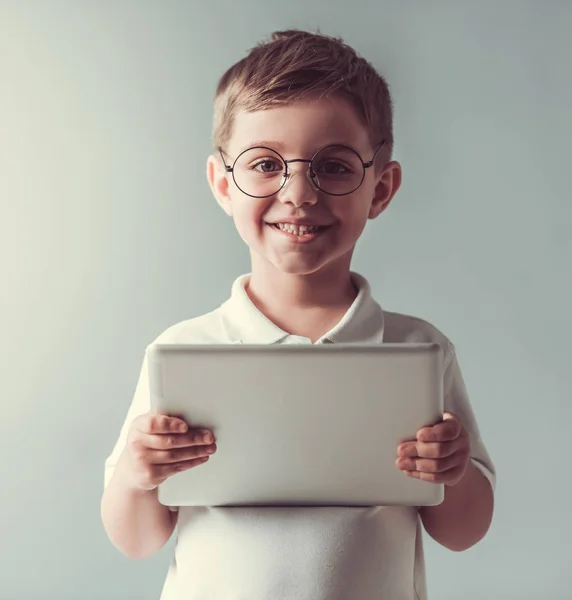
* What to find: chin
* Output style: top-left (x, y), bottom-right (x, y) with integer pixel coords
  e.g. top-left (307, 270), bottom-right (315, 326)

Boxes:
top-left (256, 253), bottom-right (323, 276)
top-left (269, 254), bottom-right (346, 276)
top-left (274, 265), bottom-right (321, 276)
top-left (250, 242), bottom-right (355, 277)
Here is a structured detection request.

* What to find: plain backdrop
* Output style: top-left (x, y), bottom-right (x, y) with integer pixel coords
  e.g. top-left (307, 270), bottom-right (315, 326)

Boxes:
top-left (1, 1), bottom-right (570, 599)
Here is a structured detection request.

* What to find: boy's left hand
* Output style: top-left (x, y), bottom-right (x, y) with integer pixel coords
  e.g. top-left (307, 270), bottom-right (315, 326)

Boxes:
top-left (396, 412), bottom-right (470, 487)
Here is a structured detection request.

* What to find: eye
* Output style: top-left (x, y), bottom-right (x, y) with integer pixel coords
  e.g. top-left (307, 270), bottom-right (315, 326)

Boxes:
top-left (315, 161), bottom-right (351, 176)
top-left (251, 159), bottom-right (283, 174)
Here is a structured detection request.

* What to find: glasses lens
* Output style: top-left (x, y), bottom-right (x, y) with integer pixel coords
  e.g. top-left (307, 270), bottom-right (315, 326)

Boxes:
top-left (233, 148), bottom-right (285, 197)
top-left (311, 145), bottom-right (365, 195)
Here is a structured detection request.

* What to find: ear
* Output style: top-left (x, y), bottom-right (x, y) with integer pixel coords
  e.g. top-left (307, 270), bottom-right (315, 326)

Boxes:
top-left (207, 154), bottom-right (233, 217)
top-left (368, 161), bottom-right (402, 220)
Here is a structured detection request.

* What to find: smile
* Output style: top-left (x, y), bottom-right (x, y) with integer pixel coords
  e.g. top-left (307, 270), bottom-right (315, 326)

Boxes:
top-left (266, 222), bottom-right (331, 242)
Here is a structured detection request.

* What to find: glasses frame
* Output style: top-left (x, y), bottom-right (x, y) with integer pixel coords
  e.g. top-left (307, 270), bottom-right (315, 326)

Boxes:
top-left (218, 140), bottom-right (386, 199)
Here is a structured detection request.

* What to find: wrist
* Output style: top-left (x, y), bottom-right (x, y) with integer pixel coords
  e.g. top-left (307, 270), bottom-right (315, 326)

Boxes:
top-left (114, 452), bottom-right (158, 497)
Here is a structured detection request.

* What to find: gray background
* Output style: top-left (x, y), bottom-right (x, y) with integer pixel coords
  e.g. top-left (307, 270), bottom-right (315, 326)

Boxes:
top-left (1, 1), bottom-right (570, 599)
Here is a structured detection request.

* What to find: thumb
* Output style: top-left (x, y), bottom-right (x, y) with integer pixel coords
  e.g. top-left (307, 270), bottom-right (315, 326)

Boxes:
top-left (442, 412), bottom-right (457, 421)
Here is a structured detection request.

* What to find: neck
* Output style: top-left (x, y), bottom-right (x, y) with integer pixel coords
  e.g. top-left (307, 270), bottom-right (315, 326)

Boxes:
top-left (245, 256), bottom-right (358, 340)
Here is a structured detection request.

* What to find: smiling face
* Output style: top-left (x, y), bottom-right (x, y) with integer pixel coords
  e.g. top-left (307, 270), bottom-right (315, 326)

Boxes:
top-left (207, 96), bottom-right (401, 278)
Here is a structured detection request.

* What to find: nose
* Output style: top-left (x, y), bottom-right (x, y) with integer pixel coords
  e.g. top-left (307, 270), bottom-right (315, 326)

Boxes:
top-left (277, 164), bottom-right (319, 207)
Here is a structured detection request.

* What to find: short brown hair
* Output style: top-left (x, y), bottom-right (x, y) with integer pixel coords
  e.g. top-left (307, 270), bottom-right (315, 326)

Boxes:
top-left (212, 29), bottom-right (394, 165)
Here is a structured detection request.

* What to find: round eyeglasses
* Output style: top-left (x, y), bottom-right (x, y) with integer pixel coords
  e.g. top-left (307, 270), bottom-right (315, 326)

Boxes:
top-left (218, 141), bottom-right (385, 199)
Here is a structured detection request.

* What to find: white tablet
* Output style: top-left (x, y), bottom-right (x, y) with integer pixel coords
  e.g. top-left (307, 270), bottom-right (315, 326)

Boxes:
top-left (147, 343), bottom-right (444, 508)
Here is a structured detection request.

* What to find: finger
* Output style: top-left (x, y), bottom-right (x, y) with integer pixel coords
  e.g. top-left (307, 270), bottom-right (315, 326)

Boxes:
top-left (163, 455), bottom-right (211, 475)
top-left (417, 417), bottom-right (461, 443)
top-left (404, 464), bottom-right (464, 485)
top-left (443, 412), bottom-right (457, 422)
top-left (149, 442), bottom-right (217, 465)
top-left (397, 441), bottom-right (418, 457)
top-left (139, 414), bottom-right (189, 435)
top-left (170, 428), bottom-right (215, 446)
top-left (398, 439), bottom-right (459, 459)
top-left (396, 452), bottom-right (460, 473)
top-left (139, 427), bottom-right (215, 452)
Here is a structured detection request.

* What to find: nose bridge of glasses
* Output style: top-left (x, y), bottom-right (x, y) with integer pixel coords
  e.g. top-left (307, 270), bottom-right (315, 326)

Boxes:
top-left (284, 158), bottom-right (313, 173)
top-left (282, 159), bottom-right (319, 192)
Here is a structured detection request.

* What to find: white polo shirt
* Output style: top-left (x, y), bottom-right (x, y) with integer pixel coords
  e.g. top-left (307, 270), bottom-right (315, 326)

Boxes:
top-left (104, 272), bottom-right (495, 600)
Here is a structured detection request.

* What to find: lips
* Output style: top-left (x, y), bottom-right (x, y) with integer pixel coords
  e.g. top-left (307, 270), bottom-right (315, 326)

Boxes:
top-left (272, 223), bottom-right (326, 235)
top-left (266, 221), bottom-right (332, 243)
top-left (266, 218), bottom-right (332, 227)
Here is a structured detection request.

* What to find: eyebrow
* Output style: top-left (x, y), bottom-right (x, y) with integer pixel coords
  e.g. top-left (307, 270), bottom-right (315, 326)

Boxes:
top-left (240, 141), bottom-right (287, 152)
top-left (239, 140), bottom-right (360, 154)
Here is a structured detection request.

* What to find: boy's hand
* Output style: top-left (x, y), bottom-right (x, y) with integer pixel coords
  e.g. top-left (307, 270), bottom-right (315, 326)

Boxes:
top-left (117, 412), bottom-right (217, 492)
top-left (396, 412), bottom-right (470, 487)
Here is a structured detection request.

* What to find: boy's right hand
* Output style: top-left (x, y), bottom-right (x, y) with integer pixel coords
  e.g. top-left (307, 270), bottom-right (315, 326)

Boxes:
top-left (118, 413), bottom-right (217, 492)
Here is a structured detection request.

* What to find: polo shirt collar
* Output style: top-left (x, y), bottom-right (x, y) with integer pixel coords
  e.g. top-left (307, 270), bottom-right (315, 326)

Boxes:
top-left (220, 272), bottom-right (385, 345)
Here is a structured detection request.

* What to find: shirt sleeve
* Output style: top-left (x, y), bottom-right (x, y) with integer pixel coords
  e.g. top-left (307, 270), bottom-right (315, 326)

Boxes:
top-left (103, 345), bottom-right (180, 512)
top-left (443, 341), bottom-right (496, 492)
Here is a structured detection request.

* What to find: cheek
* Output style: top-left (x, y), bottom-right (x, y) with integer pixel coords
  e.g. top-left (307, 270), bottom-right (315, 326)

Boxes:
top-left (230, 198), bottom-right (270, 235)
top-left (330, 195), bottom-right (372, 230)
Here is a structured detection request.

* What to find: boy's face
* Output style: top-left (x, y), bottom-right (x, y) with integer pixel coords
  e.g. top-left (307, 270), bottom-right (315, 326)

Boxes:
top-left (207, 97), bottom-right (401, 277)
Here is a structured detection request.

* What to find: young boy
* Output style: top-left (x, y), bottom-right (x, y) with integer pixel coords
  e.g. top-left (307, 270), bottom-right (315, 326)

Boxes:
top-left (101, 29), bottom-right (495, 600)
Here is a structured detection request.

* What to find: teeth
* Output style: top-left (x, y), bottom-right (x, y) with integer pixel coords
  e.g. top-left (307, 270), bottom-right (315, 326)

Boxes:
top-left (276, 223), bottom-right (320, 235)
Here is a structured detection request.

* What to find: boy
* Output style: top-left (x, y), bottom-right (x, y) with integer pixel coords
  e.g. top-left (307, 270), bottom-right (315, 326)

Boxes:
top-left (101, 29), bottom-right (495, 600)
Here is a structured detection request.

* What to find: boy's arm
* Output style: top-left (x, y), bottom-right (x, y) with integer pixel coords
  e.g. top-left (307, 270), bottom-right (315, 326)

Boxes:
top-left (102, 348), bottom-right (177, 559)
top-left (101, 452), bottom-right (177, 560)
top-left (419, 461), bottom-right (494, 551)
top-left (397, 341), bottom-right (496, 551)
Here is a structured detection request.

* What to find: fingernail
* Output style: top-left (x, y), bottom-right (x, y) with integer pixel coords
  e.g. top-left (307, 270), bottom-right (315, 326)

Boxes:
top-left (203, 433), bottom-right (212, 443)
